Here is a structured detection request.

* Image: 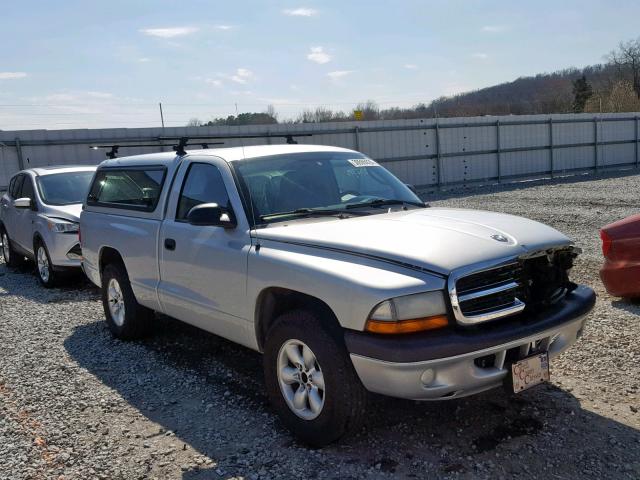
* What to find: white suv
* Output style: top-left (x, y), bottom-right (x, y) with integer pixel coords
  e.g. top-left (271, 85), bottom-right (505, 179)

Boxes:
top-left (0, 166), bottom-right (96, 286)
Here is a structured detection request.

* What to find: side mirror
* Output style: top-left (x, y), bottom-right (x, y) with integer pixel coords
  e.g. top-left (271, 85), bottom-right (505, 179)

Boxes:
top-left (14, 197), bottom-right (31, 209)
top-left (187, 203), bottom-right (237, 229)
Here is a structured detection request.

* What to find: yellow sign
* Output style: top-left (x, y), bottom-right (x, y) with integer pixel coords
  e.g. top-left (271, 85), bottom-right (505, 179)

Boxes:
top-left (354, 110), bottom-right (363, 120)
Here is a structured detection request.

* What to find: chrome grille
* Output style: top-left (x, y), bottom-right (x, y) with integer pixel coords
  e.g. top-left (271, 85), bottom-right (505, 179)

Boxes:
top-left (449, 261), bottom-right (526, 325)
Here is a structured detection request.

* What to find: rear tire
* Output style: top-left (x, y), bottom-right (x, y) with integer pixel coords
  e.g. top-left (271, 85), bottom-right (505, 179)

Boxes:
top-left (34, 240), bottom-right (57, 288)
top-left (101, 263), bottom-right (154, 340)
top-left (263, 309), bottom-right (368, 447)
top-left (1, 227), bottom-right (25, 268)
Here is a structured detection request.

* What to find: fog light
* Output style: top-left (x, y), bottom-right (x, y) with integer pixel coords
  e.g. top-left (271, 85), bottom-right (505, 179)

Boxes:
top-left (420, 369), bottom-right (435, 386)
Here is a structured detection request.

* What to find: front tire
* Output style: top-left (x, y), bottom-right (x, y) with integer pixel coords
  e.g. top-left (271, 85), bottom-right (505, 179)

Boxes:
top-left (263, 310), bottom-right (368, 446)
top-left (35, 240), bottom-right (57, 288)
top-left (101, 263), bottom-right (154, 340)
top-left (1, 227), bottom-right (25, 268)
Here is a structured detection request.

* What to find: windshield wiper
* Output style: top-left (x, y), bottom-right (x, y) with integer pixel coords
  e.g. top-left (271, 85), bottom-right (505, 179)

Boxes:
top-left (345, 198), bottom-right (426, 209)
top-left (260, 208), bottom-right (367, 221)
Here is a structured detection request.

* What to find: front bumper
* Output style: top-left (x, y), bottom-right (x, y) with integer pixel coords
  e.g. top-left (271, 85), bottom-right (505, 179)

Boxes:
top-left (43, 231), bottom-right (82, 269)
top-left (346, 285), bottom-right (595, 401)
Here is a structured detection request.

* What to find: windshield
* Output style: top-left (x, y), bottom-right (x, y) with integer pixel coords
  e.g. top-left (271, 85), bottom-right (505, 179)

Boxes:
top-left (233, 152), bottom-right (423, 224)
top-left (37, 171), bottom-right (95, 205)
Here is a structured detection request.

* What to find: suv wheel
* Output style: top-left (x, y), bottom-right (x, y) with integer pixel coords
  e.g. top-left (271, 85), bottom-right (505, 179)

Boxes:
top-left (101, 263), bottom-right (154, 340)
top-left (35, 240), bottom-right (56, 287)
top-left (1, 227), bottom-right (25, 268)
top-left (263, 309), bottom-right (368, 446)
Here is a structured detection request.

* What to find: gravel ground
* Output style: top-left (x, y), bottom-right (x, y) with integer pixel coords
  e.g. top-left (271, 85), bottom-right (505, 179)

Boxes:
top-left (1, 170), bottom-right (640, 480)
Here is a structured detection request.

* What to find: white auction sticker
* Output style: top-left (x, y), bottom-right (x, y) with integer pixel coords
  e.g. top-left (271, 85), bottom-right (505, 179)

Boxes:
top-left (347, 158), bottom-right (379, 167)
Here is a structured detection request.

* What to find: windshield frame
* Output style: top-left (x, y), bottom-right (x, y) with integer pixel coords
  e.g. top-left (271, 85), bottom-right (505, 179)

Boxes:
top-left (36, 170), bottom-right (96, 206)
top-left (229, 151), bottom-right (424, 228)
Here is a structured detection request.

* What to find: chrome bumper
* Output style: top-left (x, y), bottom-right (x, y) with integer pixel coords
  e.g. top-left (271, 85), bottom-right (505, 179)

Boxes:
top-left (350, 313), bottom-right (588, 400)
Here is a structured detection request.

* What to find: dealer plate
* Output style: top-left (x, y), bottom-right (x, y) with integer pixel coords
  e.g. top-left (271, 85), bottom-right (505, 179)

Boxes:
top-left (511, 352), bottom-right (550, 393)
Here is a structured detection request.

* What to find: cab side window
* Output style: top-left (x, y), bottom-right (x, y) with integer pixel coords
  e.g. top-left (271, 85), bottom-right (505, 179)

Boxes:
top-left (87, 167), bottom-right (166, 211)
top-left (176, 163), bottom-right (230, 221)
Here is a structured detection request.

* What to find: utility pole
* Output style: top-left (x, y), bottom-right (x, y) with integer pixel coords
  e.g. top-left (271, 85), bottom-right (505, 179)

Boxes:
top-left (159, 102), bottom-right (165, 128)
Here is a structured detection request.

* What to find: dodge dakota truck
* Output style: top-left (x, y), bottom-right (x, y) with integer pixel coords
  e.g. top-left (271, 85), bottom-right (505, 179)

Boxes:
top-left (80, 144), bottom-right (595, 446)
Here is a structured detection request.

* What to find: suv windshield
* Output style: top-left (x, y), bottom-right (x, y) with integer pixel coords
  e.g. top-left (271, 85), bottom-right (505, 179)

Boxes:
top-left (233, 152), bottom-right (423, 224)
top-left (37, 171), bottom-right (95, 205)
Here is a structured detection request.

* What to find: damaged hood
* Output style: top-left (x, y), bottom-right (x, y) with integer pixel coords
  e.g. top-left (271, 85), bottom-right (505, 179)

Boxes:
top-left (259, 208), bottom-right (572, 275)
top-left (43, 203), bottom-right (82, 222)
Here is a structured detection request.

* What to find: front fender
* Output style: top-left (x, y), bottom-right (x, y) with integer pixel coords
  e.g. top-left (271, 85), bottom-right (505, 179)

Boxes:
top-left (247, 239), bottom-right (446, 332)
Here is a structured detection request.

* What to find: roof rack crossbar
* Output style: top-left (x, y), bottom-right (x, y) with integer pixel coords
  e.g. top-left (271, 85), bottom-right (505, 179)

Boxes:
top-left (89, 132), bottom-right (311, 158)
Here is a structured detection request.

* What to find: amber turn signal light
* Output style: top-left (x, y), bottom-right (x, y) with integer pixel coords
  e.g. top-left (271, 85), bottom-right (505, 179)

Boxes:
top-left (365, 314), bottom-right (449, 334)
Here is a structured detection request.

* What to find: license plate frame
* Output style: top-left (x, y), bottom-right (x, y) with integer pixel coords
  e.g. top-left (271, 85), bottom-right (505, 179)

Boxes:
top-left (511, 352), bottom-right (550, 393)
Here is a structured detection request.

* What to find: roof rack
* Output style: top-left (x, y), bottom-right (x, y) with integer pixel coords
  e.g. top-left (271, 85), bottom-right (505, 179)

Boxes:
top-left (89, 132), bottom-right (311, 158)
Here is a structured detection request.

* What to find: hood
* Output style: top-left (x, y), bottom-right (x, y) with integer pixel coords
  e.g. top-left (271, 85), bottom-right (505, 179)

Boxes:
top-left (259, 208), bottom-right (571, 275)
top-left (43, 203), bottom-right (82, 222)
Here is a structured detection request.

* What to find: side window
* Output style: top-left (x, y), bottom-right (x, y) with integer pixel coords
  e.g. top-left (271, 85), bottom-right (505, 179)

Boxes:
top-left (8, 177), bottom-right (16, 198)
top-left (176, 163), bottom-right (230, 221)
top-left (87, 168), bottom-right (166, 211)
top-left (20, 176), bottom-right (35, 200)
top-left (10, 175), bottom-right (24, 199)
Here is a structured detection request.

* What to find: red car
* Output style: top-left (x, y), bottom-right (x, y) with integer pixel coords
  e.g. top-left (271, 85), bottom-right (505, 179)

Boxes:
top-left (600, 214), bottom-right (640, 298)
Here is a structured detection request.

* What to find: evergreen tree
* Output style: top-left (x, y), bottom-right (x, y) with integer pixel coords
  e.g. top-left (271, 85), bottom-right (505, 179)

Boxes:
top-left (572, 75), bottom-right (593, 112)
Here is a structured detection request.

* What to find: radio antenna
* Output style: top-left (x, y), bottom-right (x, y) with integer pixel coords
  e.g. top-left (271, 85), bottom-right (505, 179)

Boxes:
top-left (235, 104), bottom-right (261, 251)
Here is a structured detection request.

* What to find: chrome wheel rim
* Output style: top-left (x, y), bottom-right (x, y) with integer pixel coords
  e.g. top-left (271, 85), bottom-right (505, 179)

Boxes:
top-left (37, 246), bottom-right (50, 283)
top-left (277, 339), bottom-right (325, 420)
top-left (107, 278), bottom-right (125, 327)
top-left (1, 233), bottom-right (9, 263)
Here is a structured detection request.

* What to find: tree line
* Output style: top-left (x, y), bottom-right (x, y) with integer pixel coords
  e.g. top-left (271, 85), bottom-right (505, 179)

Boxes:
top-left (187, 37), bottom-right (640, 127)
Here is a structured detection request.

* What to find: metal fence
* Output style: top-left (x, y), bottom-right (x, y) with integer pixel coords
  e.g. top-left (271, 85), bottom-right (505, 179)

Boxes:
top-left (1, 112), bottom-right (639, 190)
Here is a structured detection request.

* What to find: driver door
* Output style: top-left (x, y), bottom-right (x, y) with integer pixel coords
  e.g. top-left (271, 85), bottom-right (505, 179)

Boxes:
top-left (15, 175), bottom-right (37, 252)
top-left (157, 157), bottom-right (253, 347)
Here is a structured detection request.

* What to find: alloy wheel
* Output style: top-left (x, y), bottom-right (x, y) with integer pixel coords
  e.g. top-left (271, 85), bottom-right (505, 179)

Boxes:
top-left (277, 339), bottom-right (326, 420)
top-left (107, 278), bottom-right (126, 327)
top-left (37, 246), bottom-right (50, 283)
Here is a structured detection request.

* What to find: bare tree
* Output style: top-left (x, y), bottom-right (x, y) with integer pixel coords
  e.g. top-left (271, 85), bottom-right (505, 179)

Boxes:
top-left (265, 104), bottom-right (278, 121)
top-left (608, 38), bottom-right (640, 98)
top-left (186, 118), bottom-right (203, 127)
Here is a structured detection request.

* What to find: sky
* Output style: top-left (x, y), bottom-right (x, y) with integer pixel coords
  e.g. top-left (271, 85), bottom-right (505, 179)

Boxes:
top-left (1, 0), bottom-right (640, 130)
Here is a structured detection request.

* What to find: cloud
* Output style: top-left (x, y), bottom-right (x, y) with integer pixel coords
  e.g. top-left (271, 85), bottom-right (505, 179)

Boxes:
top-left (230, 68), bottom-right (253, 84)
top-left (283, 8), bottom-right (318, 16)
top-left (404, 64), bottom-right (418, 70)
top-left (472, 53), bottom-right (488, 59)
top-left (214, 25), bottom-right (233, 30)
top-left (327, 70), bottom-right (353, 80)
top-left (481, 25), bottom-right (507, 33)
top-left (0, 72), bottom-right (27, 80)
top-left (138, 57), bottom-right (151, 63)
top-left (140, 27), bottom-right (199, 38)
top-left (205, 78), bottom-right (223, 87)
top-left (307, 46), bottom-right (331, 64)
top-left (86, 91), bottom-right (114, 99)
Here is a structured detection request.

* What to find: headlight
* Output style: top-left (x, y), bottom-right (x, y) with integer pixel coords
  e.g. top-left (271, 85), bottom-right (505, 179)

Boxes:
top-left (365, 291), bottom-right (449, 334)
top-left (47, 219), bottom-right (79, 233)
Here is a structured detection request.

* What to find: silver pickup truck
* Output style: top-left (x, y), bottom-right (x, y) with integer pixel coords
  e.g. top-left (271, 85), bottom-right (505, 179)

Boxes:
top-left (80, 144), bottom-right (595, 446)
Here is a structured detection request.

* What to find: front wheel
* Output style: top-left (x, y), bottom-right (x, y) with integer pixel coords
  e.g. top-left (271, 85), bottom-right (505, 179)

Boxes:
top-left (101, 263), bottom-right (154, 340)
top-left (35, 240), bottom-right (57, 288)
top-left (263, 310), bottom-right (368, 446)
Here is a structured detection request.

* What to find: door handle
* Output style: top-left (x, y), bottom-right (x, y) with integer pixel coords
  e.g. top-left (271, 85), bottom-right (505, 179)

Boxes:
top-left (164, 238), bottom-right (176, 251)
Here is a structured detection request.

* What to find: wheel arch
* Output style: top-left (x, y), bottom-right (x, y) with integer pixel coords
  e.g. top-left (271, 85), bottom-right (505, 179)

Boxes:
top-left (98, 246), bottom-right (126, 277)
top-left (254, 287), bottom-right (342, 352)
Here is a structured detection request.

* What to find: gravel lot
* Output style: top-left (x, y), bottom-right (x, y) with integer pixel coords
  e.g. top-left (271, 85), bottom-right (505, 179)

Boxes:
top-left (1, 170), bottom-right (639, 480)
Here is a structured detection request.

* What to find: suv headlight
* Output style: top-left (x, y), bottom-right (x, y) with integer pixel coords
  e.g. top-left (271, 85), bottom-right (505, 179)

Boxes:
top-left (47, 218), bottom-right (79, 233)
top-left (365, 291), bottom-right (449, 334)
